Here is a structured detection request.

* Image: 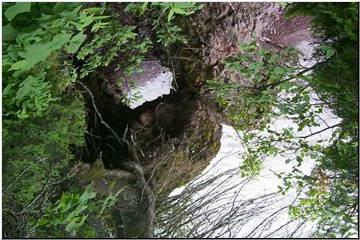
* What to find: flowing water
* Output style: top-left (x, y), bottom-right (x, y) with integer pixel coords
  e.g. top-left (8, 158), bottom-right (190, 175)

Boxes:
top-left (165, 40), bottom-right (343, 238)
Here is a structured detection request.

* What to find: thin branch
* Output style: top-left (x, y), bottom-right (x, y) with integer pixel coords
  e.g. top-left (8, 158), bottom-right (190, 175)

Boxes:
top-left (3, 158), bottom-right (47, 193)
top-left (77, 81), bottom-right (129, 147)
top-left (298, 123), bottom-right (341, 139)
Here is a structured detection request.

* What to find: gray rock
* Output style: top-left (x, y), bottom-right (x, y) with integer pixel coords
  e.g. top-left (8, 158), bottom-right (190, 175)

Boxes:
top-left (122, 61), bottom-right (174, 109)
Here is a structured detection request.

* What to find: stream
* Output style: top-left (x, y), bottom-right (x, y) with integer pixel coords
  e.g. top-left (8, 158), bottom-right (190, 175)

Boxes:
top-left (161, 39), bottom-right (344, 238)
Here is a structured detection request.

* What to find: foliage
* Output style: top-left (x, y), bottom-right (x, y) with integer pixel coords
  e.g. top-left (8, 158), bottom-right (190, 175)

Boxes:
top-left (287, 3), bottom-right (358, 125)
top-left (155, 23), bottom-right (188, 48)
top-left (77, 22), bottom-right (151, 79)
top-left (1, 3), bottom-right (104, 237)
top-left (286, 2), bottom-right (358, 44)
top-left (3, 2), bottom-right (357, 238)
top-left (3, 2), bottom-right (106, 119)
top-left (2, 2), bottom-right (156, 238)
top-left (153, 2), bottom-right (202, 23)
top-left (125, 2), bottom-right (202, 48)
top-left (206, 41), bottom-right (302, 177)
top-left (287, 169), bottom-right (358, 238)
top-left (284, 3), bottom-right (359, 237)
top-left (223, 42), bottom-right (299, 89)
top-left (206, 3), bottom-right (358, 237)
top-left (34, 183), bottom-right (123, 237)
top-left (126, 2), bottom-right (201, 22)
top-left (153, 3), bottom-right (201, 47)
top-left (36, 184), bottom-right (97, 236)
top-left (206, 41), bottom-right (299, 132)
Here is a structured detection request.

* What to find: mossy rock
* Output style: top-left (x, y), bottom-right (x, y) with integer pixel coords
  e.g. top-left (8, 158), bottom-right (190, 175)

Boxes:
top-left (75, 160), bottom-right (149, 238)
top-left (152, 99), bottom-right (222, 197)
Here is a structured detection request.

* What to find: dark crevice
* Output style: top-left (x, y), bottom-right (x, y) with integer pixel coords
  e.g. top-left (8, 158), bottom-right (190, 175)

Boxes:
top-left (77, 77), bottom-right (199, 170)
top-left (74, 8), bottom-right (207, 171)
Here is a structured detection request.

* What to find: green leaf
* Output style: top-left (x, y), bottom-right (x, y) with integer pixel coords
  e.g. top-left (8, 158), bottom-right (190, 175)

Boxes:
top-left (79, 187), bottom-right (97, 203)
top-left (59, 5), bottom-right (81, 19)
top-left (53, 3), bottom-right (81, 15)
top-left (15, 75), bottom-right (42, 101)
top-left (11, 33), bottom-right (72, 72)
top-left (140, 2), bottom-right (149, 15)
top-left (91, 21), bottom-right (109, 32)
top-left (3, 23), bottom-right (18, 41)
top-left (66, 32), bottom-right (86, 54)
top-left (5, 3), bottom-right (31, 21)
top-left (3, 83), bottom-right (16, 98)
top-left (78, 12), bottom-right (95, 31)
top-left (296, 156), bottom-right (303, 163)
top-left (172, 7), bottom-right (187, 15)
top-left (319, 45), bottom-right (335, 58)
top-left (37, 218), bottom-right (49, 227)
top-left (168, 9), bottom-right (175, 22)
top-left (82, 7), bottom-right (105, 15)
top-left (65, 216), bottom-right (87, 233)
top-left (274, 66), bottom-right (284, 75)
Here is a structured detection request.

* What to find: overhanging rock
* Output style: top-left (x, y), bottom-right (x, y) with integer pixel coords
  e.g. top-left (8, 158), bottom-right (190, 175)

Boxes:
top-left (122, 61), bottom-right (174, 109)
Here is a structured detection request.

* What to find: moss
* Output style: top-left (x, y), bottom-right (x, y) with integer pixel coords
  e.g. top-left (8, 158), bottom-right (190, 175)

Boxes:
top-left (84, 161), bottom-right (107, 182)
top-left (74, 160), bottom-right (150, 238)
top-left (154, 100), bottom-right (221, 196)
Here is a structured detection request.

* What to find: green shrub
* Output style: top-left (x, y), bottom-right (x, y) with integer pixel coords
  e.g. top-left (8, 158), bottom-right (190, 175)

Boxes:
top-left (125, 2), bottom-right (202, 48)
top-left (2, 3), bottom-right (98, 237)
top-left (34, 183), bottom-right (123, 237)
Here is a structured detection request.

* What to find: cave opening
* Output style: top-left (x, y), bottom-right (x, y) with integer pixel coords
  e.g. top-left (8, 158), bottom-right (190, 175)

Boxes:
top-left (76, 78), bottom-right (199, 170)
top-left (74, 24), bottom-right (205, 170)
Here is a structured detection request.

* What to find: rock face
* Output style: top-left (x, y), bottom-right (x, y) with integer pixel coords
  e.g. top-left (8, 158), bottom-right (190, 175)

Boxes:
top-left (263, 12), bottom-right (313, 48)
top-left (190, 2), bottom-right (313, 85)
top-left (122, 61), bottom-right (174, 109)
top-left (150, 97), bottom-right (222, 196)
top-left (192, 3), bottom-right (282, 66)
top-left (154, 103), bottom-right (178, 132)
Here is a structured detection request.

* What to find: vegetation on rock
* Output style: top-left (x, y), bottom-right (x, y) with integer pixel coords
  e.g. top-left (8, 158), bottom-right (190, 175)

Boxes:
top-left (2, 2), bottom-right (358, 238)
top-left (205, 2), bottom-right (358, 237)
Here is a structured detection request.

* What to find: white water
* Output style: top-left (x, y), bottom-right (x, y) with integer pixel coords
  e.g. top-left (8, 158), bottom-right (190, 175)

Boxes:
top-left (166, 41), bottom-right (344, 238)
top-left (168, 101), bottom-right (340, 237)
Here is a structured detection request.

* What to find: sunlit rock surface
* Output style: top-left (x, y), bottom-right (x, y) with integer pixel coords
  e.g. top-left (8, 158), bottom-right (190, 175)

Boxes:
top-left (122, 61), bottom-right (173, 109)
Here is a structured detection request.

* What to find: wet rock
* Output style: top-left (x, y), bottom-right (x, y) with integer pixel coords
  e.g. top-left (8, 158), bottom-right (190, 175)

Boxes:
top-left (154, 98), bottom-right (198, 136)
top-left (99, 60), bottom-right (173, 108)
top-left (262, 12), bottom-right (313, 48)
